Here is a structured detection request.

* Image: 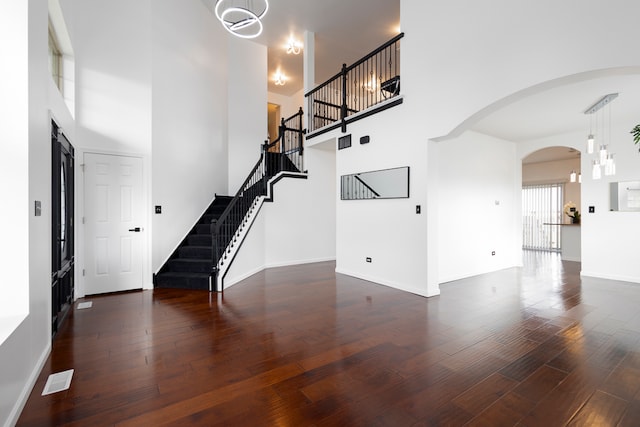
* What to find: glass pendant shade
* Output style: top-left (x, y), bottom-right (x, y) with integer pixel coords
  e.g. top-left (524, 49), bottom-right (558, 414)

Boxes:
top-left (570, 171), bottom-right (576, 182)
top-left (592, 160), bottom-right (601, 180)
top-left (578, 173), bottom-right (582, 183)
top-left (604, 153), bottom-right (616, 176)
top-left (599, 144), bottom-right (608, 164)
top-left (587, 134), bottom-right (595, 154)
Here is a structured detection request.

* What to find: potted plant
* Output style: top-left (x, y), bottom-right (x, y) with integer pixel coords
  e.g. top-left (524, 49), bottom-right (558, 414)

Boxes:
top-left (563, 201), bottom-right (580, 224)
top-left (632, 124), bottom-right (640, 152)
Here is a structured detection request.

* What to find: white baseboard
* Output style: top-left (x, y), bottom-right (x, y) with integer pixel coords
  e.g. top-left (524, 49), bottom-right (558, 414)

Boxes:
top-left (334, 268), bottom-right (439, 298)
top-left (5, 342), bottom-right (51, 427)
top-left (223, 265), bottom-right (266, 289)
top-left (580, 271), bottom-right (640, 284)
top-left (224, 257), bottom-right (337, 289)
top-left (266, 256), bottom-right (336, 269)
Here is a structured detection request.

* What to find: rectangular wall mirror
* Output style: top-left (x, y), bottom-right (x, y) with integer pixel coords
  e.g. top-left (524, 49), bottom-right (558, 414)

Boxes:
top-left (610, 181), bottom-right (640, 211)
top-left (341, 166), bottom-right (410, 200)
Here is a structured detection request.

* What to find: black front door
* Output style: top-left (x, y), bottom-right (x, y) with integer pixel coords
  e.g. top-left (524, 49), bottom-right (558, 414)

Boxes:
top-left (52, 120), bottom-right (74, 338)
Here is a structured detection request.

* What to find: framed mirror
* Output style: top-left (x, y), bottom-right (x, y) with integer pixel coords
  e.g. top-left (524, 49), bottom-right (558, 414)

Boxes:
top-left (610, 181), bottom-right (640, 211)
top-left (341, 166), bottom-right (409, 200)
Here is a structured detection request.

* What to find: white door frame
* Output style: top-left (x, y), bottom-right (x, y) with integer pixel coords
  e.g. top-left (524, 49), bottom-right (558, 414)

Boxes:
top-left (75, 148), bottom-right (152, 298)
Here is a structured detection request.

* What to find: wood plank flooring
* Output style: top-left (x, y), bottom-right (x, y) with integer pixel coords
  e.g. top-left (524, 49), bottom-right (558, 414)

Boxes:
top-left (17, 252), bottom-right (640, 426)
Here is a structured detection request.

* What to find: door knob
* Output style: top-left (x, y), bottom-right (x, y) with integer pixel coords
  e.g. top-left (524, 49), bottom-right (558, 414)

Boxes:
top-left (128, 227), bottom-right (141, 232)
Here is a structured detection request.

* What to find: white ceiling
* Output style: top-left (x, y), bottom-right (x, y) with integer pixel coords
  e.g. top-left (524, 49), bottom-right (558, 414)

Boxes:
top-left (472, 73), bottom-right (640, 143)
top-left (201, 2), bottom-right (639, 165)
top-left (201, 0), bottom-right (401, 96)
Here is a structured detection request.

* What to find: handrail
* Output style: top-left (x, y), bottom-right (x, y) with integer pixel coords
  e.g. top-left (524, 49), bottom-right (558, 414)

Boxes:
top-left (211, 107), bottom-right (305, 291)
top-left (305, 33), bottom-right (404, 135)
top-left (346, 32), bottom-right (405, 73)
top-left (304, 33), bottom-right (404, 98)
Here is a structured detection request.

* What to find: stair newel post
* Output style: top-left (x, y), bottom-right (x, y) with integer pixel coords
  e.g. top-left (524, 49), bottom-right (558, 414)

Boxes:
top-left (262, 141), bottom-right (269, 191)
top-left (297, 106), bottom-right (304, 156)
top-left (210, 218), bottom-right (219, 292)
top-left (279, 117), bottom-right (286, 173)
top-left (341, 63), bottom-right (347, 133)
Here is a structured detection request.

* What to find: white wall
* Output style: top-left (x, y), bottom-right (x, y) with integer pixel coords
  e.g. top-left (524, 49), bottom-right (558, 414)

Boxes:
top-left (264, 144), bottom-right (336, 267)
top-left (151, 0), bottom-right (229, 272)
top-left (332, 103), bottom-right (432, 297)
top-left (404, 0), bottom-right (640, 140)
top-left (396, 0), bottom-right (640, 295)
top-left (268, 89), bottom-right (305, 122)
top-left (225, 143), bottom-right (337, 287)
top-left (0, 0), bottom-right (75, 424)
top-left (227, 38), bottom-right (267, 194)
top-left (67, 0), bottom-right (153, 293)
top-left (438, 131), bottom-right (519, 283)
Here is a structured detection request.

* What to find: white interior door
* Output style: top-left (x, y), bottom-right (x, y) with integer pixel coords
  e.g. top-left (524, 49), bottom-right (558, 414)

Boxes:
top-left (84, 153), bottom-right (144, 295)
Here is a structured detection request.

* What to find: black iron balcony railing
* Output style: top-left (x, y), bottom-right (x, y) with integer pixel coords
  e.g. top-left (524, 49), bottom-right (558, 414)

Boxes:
top-left (305, 33), bottom-right (404, 137)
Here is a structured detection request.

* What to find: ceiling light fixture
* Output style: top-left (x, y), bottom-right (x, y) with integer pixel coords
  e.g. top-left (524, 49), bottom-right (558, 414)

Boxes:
top-left (286, 37), bottom-right (302, 55)
top-left (584, 93), bottom-right (618, 180)
top-left (214, 0), bottom-right (269, 39)
top-left (274, 71), bottom-right (286, 86)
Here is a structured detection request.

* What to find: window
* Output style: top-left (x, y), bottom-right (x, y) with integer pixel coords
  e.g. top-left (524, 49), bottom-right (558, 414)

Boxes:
top-left (48, 22), bottom-right (63, 93)
top-left (522, 183), bottom-right (564, 251)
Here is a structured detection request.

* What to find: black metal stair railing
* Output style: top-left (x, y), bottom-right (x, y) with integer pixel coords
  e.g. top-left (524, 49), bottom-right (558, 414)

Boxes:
top-left (305, 32), bottom-right (404, 136)
top-left (210, 108), bottom-right (305, 291)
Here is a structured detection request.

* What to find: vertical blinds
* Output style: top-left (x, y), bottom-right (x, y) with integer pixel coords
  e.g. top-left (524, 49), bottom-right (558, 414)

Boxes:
top-left (522, 183), bottom-right (564, 251)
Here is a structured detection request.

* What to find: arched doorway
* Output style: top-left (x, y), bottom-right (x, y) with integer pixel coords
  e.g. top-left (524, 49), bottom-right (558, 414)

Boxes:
top-left (522, 147), bottom-right (581, 261)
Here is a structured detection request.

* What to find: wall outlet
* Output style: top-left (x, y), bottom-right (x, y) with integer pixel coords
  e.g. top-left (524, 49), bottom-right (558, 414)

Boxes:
top-left (589, 206), bottom-right (595, 213)
top-left (155, 205), bottom-right (162, 214)
top-left (491, 251), bottom-right (496, 256)
top-left (366, 257), bottom-right (372, 263)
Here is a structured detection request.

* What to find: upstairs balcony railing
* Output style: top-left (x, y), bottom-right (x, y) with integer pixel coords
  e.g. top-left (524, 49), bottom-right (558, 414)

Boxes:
top-left (306, 32), bottom-right (404, 137)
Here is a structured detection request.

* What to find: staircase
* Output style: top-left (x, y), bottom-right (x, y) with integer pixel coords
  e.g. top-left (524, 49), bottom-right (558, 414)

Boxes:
top-left (154, 108), bottom-right (306, 292)
top-left (155, 196), bottom-right (232, 290)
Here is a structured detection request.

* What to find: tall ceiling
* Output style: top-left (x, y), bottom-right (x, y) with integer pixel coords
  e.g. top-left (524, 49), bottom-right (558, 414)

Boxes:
top-left (201, 0), bottom-right (401, 96)
top-left (201, 1), bottom-right (639, 156)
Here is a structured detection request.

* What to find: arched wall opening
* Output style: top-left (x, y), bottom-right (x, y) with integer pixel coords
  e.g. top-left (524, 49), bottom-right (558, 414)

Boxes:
top-left (434, 67), bottom-right (640, 285)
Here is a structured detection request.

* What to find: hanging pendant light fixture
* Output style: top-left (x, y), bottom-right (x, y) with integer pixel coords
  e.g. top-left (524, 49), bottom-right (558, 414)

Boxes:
top-left (569, 170), bottom-right (577, 183)
top-left (215, 0), bottom-right (269, 39)
top-left (584, 93), bottom-right (618, 179)
top-left (586, 111), bottom-right (595, 154)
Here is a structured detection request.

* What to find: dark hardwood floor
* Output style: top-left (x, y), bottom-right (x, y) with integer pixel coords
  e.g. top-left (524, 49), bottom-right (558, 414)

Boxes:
top-left (17, 252), bottom-right (640, 426)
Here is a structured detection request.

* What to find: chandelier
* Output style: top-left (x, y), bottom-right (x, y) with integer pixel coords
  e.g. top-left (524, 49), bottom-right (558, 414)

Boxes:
top-left (214, 0), bottom-right (269, 39)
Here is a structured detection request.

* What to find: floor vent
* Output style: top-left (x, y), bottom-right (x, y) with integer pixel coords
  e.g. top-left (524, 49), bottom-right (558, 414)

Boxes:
top-left (77, 301), bottom-right (92, 309)
top-left (42, 369), bottom-right (74, 396)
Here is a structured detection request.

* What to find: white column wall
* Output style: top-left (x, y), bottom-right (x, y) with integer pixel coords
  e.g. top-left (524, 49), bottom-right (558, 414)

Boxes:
top-left (437, 131), bottom-right (519, 283)
top-left (151, 0), bottom-right (229, 272)
top-left (227, 38), bottom-right (267, 194)
top-left (333, 104), bottom-right (433, 297)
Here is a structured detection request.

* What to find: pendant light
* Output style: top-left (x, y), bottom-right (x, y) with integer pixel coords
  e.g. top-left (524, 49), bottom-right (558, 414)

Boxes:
top-left (586, 112), bottom-right (595, 154)
top-left (214, 0), bottom-right (269, 39)
top-left (584, 93), bottom-right (618, 179)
